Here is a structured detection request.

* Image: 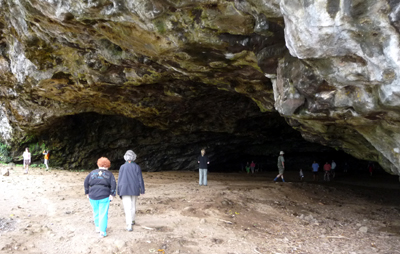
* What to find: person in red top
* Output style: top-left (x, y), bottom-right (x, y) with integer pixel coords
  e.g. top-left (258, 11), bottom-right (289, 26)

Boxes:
top-left (323, 162), bottom-right (331, 181)
top-left (368, 162), bottom-right (374, 176)
top-left (250, 161), bottom-right (256, 174)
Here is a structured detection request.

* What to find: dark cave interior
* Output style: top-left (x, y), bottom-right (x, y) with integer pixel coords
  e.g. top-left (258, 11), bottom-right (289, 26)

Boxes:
top-left (17, 111), bottom-right (376, 174)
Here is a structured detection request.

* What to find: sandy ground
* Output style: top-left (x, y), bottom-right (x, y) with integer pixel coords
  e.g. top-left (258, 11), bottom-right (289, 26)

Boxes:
top-left (1, 165), bottom-right (400, 254)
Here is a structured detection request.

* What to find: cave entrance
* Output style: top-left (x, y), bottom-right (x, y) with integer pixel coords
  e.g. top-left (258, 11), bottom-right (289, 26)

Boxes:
top-left (24, 112), bottom-right (379, 176)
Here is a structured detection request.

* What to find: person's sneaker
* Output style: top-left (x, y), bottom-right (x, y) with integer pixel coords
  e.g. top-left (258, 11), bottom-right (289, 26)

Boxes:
top-left (131, 221), bottom-right (135, 226)
top-left (127, 225), bottom-right (133, 231)
top-left (95, 227), bottom-right (100, 233)
top-left (99, 232), bottom-right (107, 238)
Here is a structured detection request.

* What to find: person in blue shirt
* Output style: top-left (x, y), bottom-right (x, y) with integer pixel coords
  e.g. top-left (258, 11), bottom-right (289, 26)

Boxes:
top-left (312, 161), bottom-right (319, 181)
top-left (84, 157), bottom-right (116, 238)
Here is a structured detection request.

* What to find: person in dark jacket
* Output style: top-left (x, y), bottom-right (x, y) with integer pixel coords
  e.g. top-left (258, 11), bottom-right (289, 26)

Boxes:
top-left (197, 149), bottom-right (210, 186)
top-left (84, 157), bottom-right (116, 238)
top-left (117, 150), bottom-right (145, 231)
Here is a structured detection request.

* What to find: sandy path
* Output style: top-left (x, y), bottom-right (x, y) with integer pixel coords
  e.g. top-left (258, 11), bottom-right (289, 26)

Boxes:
top-left (1, 166), bottom-right (400, 254)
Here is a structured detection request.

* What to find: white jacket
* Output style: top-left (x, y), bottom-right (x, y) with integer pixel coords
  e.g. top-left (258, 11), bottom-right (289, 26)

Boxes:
top-left (23, 151), bottom-right (31, 161)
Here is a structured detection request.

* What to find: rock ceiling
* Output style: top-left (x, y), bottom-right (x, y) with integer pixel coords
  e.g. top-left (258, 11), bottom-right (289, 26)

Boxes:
top-left (0, 0), bottom-right (399, 174)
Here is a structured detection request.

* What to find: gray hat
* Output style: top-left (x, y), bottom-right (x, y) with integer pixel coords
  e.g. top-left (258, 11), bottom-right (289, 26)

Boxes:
top-left (124, 150), bottom-right (137, 161)
top-left (280, 151), bottom-right (284, 155)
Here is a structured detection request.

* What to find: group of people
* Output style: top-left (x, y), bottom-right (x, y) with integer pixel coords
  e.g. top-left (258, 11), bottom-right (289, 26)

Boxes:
top-left (245, 161), bottom-right (257, 174)
top-left (21, 146), bottom-right (379, 240)
top-left (309, 160), bottom-right (337, 181)
top-left (22, 148), bottom-right (50, 174)
top-left (23, 147), bottom-right (146, 238)
top-left (273, 153), bottom-right (345, 182)
top-left (84, 150), bottom-right (145, 238)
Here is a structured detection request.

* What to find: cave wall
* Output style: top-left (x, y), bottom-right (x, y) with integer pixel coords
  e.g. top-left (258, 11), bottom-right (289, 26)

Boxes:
top-left (0, 0), bottom-right (399, 174)
top-left (274, 0), bottom-right (400, 175)
top-left (21, 112), bottom-right (347, 171)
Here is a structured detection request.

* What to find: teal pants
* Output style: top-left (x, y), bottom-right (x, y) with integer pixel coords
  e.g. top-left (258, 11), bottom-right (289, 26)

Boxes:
top-left (89, 197), bottom-right (110, 235)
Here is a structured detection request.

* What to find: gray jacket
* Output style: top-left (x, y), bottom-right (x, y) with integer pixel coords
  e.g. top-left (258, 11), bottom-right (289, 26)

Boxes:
top-left (117, 162), bottom-right (145, 197)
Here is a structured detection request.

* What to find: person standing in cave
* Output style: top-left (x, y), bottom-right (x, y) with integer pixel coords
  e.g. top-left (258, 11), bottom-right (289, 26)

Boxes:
top-left (343, 162), bottom-right (349, 173)
top-left (22, 147), bottom-right (31, 174)
top-left (118, 150), bottom-right (145, 232)
top-left (331, 160), bottom-right (337, 179)
top-left (274, 151), bottom-right (285, 182)
top-left (43, 150), bottom-right (50, 171)
top-left (198, 149), bottom-right (210, 186)
top-left (299, 169), bottom-right (304, 181)
top-left (312, 161), bottom-right (319, 181)
top-left (368, 161), bottom-right (375, 176)
top-left (245, 162), bottom-right (250, 174)
top-left (84, 157), bottom-right (116, 238)
top-left (250, 161), bottom-right (256, 174)
top-left (323, 161), bottom-right (331, 181)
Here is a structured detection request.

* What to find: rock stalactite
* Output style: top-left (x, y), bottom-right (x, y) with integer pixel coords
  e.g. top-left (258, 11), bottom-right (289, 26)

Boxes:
top-left (0, 0), bottom-right (399, 174)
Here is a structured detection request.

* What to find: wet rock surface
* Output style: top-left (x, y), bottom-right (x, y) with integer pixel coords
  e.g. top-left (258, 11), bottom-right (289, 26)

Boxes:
top-left (0, 0), bottom-right (399, 173)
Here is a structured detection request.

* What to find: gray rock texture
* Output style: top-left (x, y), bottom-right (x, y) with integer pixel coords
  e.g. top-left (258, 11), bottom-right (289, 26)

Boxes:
top-left (276, 0), bottom-right (400, 175)
top-left (0, 0), bottom-right (399, 173)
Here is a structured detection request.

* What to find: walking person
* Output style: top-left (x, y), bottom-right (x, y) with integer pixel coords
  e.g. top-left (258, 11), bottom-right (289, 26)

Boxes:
top-left (250, 161), bottom-right (256, 174)
top-left (84, 157), bottom-right (116, 238)
top-left (23, 148), bottom-right (31, 174)
top-left (117, 150), bottom-right (145, 232)
top-left (323, 162), bottom-right (331, 181)
top-left (43, 150), bottom-right (49, 171)
top-left (312, 161), bottom-right (319, 181)
top-left (331, 160), bottom-right (336, 179)
top-left (245, 162), bottom-right (250, 174)
top-left (299, 169), bottom-right (304, 181)
top-left (198, 149), bottom-right (210, 186)
top-left (273, 151), bottom-right (285, 182)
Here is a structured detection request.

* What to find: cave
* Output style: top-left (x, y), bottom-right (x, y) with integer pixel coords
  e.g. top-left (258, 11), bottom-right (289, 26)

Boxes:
top-left (2, 1), bottom-right (400, 253)
top-left (17, 109), bottom-right (368, 173)
top-left (0, 0), bottom-right (399, 176)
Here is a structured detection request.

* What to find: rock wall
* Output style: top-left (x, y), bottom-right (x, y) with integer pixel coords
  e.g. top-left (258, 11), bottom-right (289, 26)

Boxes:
top-left (275, 0), bottom-right (400, 175)
top-left (0, 0), bottom-right (399, 173)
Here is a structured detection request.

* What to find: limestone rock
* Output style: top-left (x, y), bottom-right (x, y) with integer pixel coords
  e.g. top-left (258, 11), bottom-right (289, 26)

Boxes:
top-left (275, 0), bottom-right (400, 175)
top-left (0, 0), bottom-right (399, 175)
top-left (114, 240), bottom-right (126, 250)
top-left (2, 168), bottom-right (10, 176)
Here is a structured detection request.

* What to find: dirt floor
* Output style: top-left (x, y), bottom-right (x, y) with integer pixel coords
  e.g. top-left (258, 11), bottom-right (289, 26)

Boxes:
top-left (1, 165), bottom-right (400, 254)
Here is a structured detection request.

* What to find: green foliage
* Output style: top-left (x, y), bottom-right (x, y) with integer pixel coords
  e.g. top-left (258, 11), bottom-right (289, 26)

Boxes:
top-left (153, 20), bottom-right (166, 34)
top-left (29, 142), bottom-right (47, 157)
top-left (0, 142), bottom-right (12, 163)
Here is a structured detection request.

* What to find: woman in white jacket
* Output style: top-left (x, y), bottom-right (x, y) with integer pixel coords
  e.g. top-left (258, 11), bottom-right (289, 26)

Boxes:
top-left (23, 148), bottom-right (31, 174)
